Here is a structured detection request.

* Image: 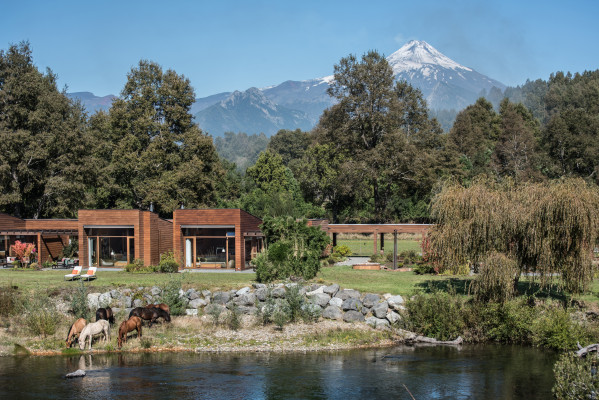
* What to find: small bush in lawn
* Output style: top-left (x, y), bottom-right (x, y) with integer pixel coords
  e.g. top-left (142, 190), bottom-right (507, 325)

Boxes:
top-left (471, 252), bottom-right (518, 303)
top-left (552, 353), bottom-right (599, 399)
top-left (158, 251), bottom-right (179, 273)
top-left (125, 259), bottom-right (157, 273)
top-left (159, 277), bottom-right (187, 316)
top-left (333, 245), bottom-right (352, 257)
top-left (413, 263), bottom-right (436, 275)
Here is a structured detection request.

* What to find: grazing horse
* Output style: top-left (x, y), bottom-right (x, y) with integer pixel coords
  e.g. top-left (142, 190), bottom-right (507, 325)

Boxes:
top-left (117, 316), bottom-right (142, 349)
top-left (129, 307), bottom-right (171, 327)
top-left (145, 303), bottom-right (171, 315)
top-left (66, 318), bottom-right (87, 348)
top-left (79, 320), bottom-right (110, 350)
top-left (96, 307), bottom-right (115, 324)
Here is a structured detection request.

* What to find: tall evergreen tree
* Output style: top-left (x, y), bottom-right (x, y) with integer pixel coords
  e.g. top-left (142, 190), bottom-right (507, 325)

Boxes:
top-left (0, 42), bottom-right (92, 218)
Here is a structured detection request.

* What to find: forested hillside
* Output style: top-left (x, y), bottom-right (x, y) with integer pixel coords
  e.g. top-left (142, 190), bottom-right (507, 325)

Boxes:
top-left (2, 41), bottom-right (598, 223)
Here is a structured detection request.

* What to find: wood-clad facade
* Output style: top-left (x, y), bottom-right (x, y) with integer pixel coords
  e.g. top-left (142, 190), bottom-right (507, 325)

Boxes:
top-left (78, 210), bottom-right (173, 267)
top-left (0, 213), bottom-right (78, 263)
top-left (173, 209), bottom-right (263, 271)
top-left (0, 209), bottom-right (261, 270)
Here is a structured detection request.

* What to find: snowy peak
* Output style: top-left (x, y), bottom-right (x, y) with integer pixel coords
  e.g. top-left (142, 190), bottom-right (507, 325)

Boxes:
top-left (387, 40), bottom-right (471, 73)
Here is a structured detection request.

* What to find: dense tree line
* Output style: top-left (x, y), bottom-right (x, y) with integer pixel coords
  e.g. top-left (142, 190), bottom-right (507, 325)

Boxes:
top-left (2, 41), bottom-right (599, 225)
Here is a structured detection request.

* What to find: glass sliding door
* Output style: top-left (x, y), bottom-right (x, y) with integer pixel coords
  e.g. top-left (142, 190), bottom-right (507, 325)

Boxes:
top-left (85, 227), bottom-right (134, 267)
top-left (88, 237), bottom-right (97, 267)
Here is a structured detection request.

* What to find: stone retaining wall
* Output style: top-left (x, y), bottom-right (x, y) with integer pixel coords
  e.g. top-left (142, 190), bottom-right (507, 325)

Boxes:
top-left (87, 283), bottom-right (405, 330)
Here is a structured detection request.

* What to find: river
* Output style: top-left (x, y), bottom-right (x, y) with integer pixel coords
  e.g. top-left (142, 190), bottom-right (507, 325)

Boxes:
top-left (0, 344), bottom-right (557, 399)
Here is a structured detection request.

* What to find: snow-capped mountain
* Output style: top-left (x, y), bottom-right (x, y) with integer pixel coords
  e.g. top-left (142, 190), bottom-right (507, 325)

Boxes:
top-left (69, 40), bottom-right (505, 136)
top-left (386, 40), bottom-right (505, 110)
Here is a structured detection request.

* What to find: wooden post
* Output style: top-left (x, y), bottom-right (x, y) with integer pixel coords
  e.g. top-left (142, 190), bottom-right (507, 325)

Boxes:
top-left (37, 233), bottom-right (41, 264)
top-left (332, 232), bottom-right (337, 247)
top-left (393, 230), bottom-right (398, 270)
top-left (373, 230), bottom-right (378, 255)
top-left (380, 233), bottom-right (384, 253)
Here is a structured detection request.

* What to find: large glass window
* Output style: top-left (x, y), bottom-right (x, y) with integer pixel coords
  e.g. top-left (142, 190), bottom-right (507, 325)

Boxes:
top-left (183, 227), bottom-right (235, 268)
top-left (86, 227), bottom-right (133, 267)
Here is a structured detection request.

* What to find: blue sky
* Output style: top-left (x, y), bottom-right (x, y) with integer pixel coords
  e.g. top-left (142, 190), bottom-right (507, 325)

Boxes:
top-left (1, 0), bottom-right (598, 97)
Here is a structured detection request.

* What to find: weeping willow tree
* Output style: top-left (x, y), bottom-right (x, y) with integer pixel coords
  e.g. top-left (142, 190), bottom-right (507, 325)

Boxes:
top-left (428, 178), bottom-right (599, 294)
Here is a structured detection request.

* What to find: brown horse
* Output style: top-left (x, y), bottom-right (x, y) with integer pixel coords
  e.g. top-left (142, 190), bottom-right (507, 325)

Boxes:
top-left (145, 303), bottom-right (170, 315)
top-left (129, 307), bottom-right (171, 327)
top-left (66, 318), bottom-right (87, 348)
top-left (117, 316), bottom-right (142, 349)
top-left (96, 307), bottom-right (115, 324)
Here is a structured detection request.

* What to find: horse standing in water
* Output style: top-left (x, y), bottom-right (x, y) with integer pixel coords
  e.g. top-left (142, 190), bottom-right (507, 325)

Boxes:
top-left (117, 316), bottom-right (142, 349)
top-left (79, 320), bottom-right (110, 350)
top-left (66, 318), bottom-right (87, 348)
top-left (96, 307), bottom-right (115, 325)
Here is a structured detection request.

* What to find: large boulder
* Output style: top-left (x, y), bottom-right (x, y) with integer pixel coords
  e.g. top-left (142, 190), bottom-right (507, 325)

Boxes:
top-left (185, 309), bottom-right (198, 316)
top-left (301, 303), bottom-right (322, 316)
top-left (329, 297), bottom-right (343, 308)
top-left (306, 286), bottom-right (325, 296)
top-left (201, 290), bottom-right (212, 298)
top-left (205, 303), bottom-right (226, 315)
top-left (87, 293), bottom-right (101, 310)
top-left (110, 289), bottom-right (121, 299)
top-left (188, 298), bottom-right (208, 309)
top-left (150, 286), bottom-right (162, 296)
top-left (255, 287), bottom-right (268, 302)
top-left (187, 289), bottom-right (199, 300)
top-left (372, 301), bottom-right (389, 319)
top-left (252, 283), bottom-right (266, 289)
top-left (236, 287), bottom-right (251, 296)
top-left (212, 291), bottom-right (231, 305)
top-left (386, 310), bottom-right (401, 324)
top-left (120, 296), bottom-right (132, 308)
top-left (362, 293), bottom-right (381, 308)
top-left (365, 316), bottom-right (390, 330)
top-left (98, 292), bottom-right (112, 308)
top-left (341, 298), bottom-right (362, 312)
top-left (343, 310), bottom-right (365, 322)
top-left (272, 287), bottom-right (286, 298)
top-left (387, 295), bottom-right (404, 310)
top-left (133, 299), bottom-right (143, 308)
top-left (234, 292), bottom-right (257, 306)
top-left (310, 293), bottom-right (331, 308)
top-left (322, 306), bottom-right (343, 320)
top-left (323, 283), bottom-right (340, 296)
top-left (335, 289), bottom-right (361, 300)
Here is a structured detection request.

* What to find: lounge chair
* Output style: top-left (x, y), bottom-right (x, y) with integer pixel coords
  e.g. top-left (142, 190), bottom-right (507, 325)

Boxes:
top-left (81, 266), bottom-right (97, 281)
top-left (64, 266), bottom-right (82, 281)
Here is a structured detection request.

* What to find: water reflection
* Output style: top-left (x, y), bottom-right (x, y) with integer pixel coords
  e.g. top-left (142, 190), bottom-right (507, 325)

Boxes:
top-left (0, 345), bottom-right (557, 399)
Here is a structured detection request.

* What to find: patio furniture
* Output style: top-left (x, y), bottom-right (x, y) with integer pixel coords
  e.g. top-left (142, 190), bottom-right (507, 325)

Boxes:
top-left (81, 266), bottom-right (97, 281)
top-left (64, 265), bottom-right (82, 281)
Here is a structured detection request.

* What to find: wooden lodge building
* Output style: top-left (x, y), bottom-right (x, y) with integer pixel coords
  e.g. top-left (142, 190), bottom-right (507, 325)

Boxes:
top-left (0, 209), bottom-right (264, 271)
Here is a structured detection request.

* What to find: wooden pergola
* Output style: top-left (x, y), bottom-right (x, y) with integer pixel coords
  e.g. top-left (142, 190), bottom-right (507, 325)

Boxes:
top-left (308, 220), bottom-right (432, 269)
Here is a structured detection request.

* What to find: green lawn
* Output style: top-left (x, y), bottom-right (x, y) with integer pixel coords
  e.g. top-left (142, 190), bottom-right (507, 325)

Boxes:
top-left (0, 269), bottom-right (255, 292)
top-left (336, 239), bottom-right (421, 257)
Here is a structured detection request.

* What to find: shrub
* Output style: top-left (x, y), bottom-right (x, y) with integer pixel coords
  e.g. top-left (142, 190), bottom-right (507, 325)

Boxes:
top-left (140, 338), bottom-right (152, 349)
top-left (401, 290), bottom-right (465, 341)
top-left (159, 277), bottom-right (187, 316)
top-left (368, 253), bottom-right (385, 263)
top-left (465, 299), bottom-right (535, 344)
top-left (206, 304), bottom-right (223, 326)
top-left (125, 259), bottom-right (157, 273)
top-left (0, 286), bottom-right (23, 317)
top-left (533, 307), bottom-right (594, 351)
top-left (24, 294), bottom-right (60, 337)
top-left (227, 304), bottom-right (241, 331)
top-left (70, 280), bottom-right (92, 320)
top-left (471, 252), bottom-right (518, 303)
top-left (413, 263), bottom-right (436, 274)
top-left (333, 245), bottom-right (352, 257)
top-left (552, 353), bottom-right (599, 399)
top-left (399, 250), bottom-right (420, 265)
top-left (158, 251), bottom-right (179, 273)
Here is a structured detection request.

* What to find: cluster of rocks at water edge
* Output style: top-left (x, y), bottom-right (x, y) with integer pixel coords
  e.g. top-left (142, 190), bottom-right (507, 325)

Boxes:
top-left (85, 283), bottom-right (404, 330)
